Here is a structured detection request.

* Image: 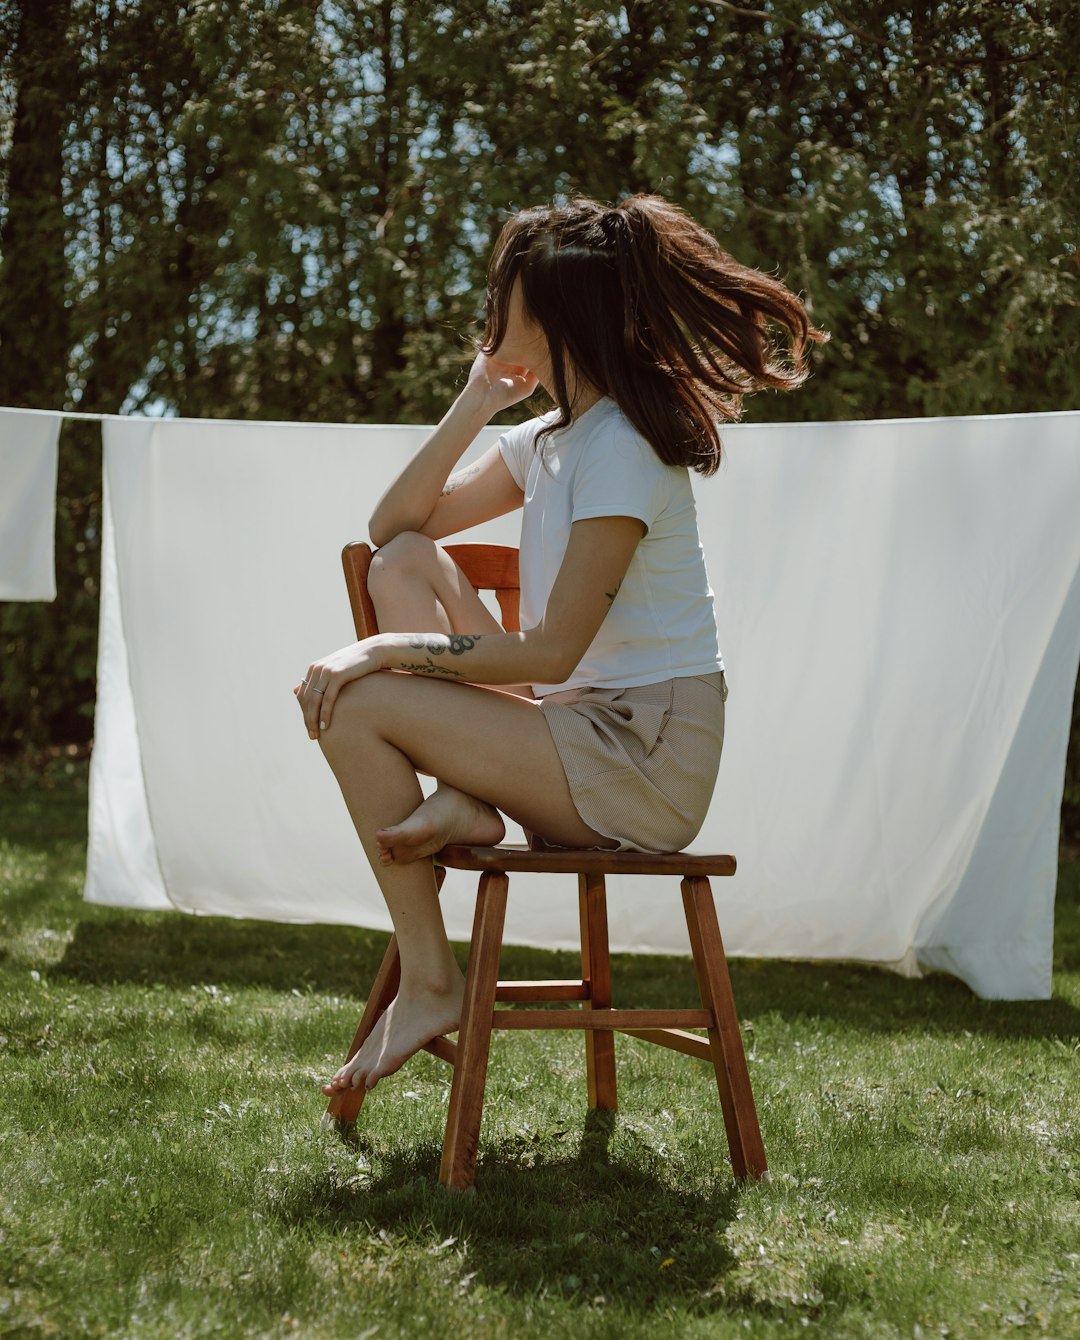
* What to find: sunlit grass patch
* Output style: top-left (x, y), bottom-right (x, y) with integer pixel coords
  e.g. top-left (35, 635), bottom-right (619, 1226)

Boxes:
top-left (2, 773), bottom-right (1078, 1339)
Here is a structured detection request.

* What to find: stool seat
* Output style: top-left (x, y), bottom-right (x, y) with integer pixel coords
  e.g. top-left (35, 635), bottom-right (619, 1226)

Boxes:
top-left (437, 843), bottom-right (736, 877)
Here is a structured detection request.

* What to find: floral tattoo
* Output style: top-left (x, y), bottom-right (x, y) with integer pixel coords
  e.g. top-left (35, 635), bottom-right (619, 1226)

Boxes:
top-left (440, 463), bottom-right (481, 497)
top-left (400, 659), bottom-right (464, 678)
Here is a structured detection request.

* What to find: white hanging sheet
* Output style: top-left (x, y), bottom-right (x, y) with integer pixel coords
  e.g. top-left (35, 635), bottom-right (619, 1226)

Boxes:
top-left (0, 408), bottom-right (61, 600)
top-left (85, 411), bottom-right (1080, 999)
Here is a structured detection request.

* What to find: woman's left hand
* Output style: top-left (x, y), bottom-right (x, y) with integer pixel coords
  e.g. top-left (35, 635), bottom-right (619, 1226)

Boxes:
top-left (294, 636), bottom-right (385, 740)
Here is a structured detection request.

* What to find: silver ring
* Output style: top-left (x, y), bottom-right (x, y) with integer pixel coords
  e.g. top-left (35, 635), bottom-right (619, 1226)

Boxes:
top-left (310, 686), bottom-right (325, 695)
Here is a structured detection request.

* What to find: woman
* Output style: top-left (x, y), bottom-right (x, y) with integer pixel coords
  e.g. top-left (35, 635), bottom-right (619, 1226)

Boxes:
top-left (298, 194), bottom-right (824, 1095)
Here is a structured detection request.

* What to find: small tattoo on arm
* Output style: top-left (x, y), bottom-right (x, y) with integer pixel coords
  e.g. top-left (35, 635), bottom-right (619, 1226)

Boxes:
top-left (406, 634), bottom-right (480, 656)
top-left (401, 659), bottom-right (464, 678)
top-left (440, 463), bottom-right (481, 497)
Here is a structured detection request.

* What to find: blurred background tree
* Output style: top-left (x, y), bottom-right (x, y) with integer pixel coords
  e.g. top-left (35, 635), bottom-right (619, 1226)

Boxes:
top-left (1, 0), bottom-right (1077, 834)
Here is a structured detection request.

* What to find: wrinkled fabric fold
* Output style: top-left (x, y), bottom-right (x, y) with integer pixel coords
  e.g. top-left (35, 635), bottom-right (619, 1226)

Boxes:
top-left (540, 673), bottom-right (726, 852)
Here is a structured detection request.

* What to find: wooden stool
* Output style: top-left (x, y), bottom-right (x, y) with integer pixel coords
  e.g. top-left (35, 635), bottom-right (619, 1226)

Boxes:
top-left (324, 541), bottom-right (767, 1191)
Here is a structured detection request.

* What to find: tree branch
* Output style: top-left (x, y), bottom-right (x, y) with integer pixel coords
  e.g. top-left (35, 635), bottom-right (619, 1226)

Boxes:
top-left (700, 0), bottom-right (1045, 66)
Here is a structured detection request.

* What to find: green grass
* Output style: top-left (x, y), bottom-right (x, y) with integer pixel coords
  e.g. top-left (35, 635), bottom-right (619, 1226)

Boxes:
top-left (2, 768), bottom-right (1079, 1339)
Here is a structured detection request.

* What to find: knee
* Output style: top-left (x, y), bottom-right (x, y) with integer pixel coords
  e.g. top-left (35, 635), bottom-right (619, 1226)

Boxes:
top-left (317, 675), bottom-right (384, 764)
top-left (368, 531), bottom-right (439, 602)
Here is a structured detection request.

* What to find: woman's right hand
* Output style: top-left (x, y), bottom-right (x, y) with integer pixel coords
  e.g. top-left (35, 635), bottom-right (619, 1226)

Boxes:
top-left (463, 350), bottom-right (538, 413)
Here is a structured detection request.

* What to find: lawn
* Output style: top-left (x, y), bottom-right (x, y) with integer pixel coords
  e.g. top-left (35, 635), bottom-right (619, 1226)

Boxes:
top-left (1, 766), bottom-right (1078, 1339)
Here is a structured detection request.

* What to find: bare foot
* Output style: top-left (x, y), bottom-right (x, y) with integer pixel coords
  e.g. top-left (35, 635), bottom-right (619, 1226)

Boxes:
top-left (321, 976), bottom-right (465, 1094)
top-left (322, 1006), bottom-right (391, 1096)
top-left (376, 785), bottom-right (504, 865)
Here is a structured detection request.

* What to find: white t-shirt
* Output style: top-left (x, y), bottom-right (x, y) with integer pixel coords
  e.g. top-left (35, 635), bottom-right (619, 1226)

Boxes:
top-left (497, 397), bottom-right (724, 697)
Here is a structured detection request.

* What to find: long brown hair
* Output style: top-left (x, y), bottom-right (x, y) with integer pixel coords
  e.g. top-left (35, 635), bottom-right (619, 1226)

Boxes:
top-left (482, 194), bottom-right (827, 475)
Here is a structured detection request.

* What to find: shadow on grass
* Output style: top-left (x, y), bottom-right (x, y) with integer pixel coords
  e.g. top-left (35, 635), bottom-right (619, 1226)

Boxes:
top-left (53, 862), bottom-right (1080, 1043)
top-left (272, 1109), bottom-right (745, 1315)
top-left (55, 912), bottom-right (397, 997)
top-left (0, 778), bottom-right (89, 843)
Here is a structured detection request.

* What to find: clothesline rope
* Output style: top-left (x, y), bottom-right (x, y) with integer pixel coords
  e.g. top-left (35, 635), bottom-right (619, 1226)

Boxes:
top-left (4, 407), bottom-right (121, 420)
top-left (4, 405), bottom-right (1079, 430)
top-left (0, 406), bottom-right (445, 431)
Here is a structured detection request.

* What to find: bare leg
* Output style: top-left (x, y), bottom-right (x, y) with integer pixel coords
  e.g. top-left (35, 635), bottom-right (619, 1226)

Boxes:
top-left (321, 535), bottom-right (609, 1094)
top-left (319, 672), bottom-right (613, 1093)
top-left (320, 717), bottom-right (464, 1095)
top-left (367, 532), bottom-right (533, 699)
top-left (368, 533), bottom-right (513, 863)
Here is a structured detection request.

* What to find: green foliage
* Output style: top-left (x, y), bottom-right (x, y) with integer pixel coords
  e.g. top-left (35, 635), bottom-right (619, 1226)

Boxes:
top-left (0, 422), bottom-right (100, 752)
top-left (2, 774), bottom-right (1080, 1336)
top-left (0, 0), bottom-right (74, 409)
top-left (9, 0), bottom-right (1073, 428)
top-left (0, 1), bottom-right (1078, 824)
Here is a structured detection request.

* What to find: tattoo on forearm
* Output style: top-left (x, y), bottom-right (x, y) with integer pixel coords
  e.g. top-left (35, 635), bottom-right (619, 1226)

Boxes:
top-left (440, 464), bottom-right (480, 497)
top-left (406, 633), bottom-right (480, 656)
top-left (401, 659), bottom-right (464, 678)
top-left (605, 581), bottom-right (622, 607)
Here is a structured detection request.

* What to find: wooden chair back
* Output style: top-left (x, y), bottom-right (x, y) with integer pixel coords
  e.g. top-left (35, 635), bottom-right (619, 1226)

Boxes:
top-left (341, 541), bottom-right (521, 638)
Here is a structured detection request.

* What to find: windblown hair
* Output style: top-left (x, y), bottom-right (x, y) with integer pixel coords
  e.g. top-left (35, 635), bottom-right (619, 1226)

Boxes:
top-left (482, 194), bottom-right (827, 475)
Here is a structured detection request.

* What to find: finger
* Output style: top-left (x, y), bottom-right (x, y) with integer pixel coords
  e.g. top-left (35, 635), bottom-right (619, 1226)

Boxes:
top-left (297, 680), bottom-right (313, 735)
top-left (317, 682), bottom-right (337, 733)
top-left (306, 693), bottom-right (322, 739)
top-left (301, 670), bottom-right (324, 739)
top-left (296, 686), bottom-right (316, 736)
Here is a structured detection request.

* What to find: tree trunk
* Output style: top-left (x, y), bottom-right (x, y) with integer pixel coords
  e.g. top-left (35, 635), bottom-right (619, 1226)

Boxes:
top-left (0, 0), bottom-right (76, 408)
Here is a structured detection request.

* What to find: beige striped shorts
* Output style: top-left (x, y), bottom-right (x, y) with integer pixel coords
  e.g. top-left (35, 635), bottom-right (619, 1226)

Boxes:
top-left (539, 671), bottom-right (727, 854)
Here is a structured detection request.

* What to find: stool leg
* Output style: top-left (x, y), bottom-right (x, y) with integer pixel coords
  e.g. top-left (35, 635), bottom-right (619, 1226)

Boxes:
top-left (579, 872), bottom-right (617, 1110)
top-left (681, 876), bottom-right (767, 1180)
top-left (439, 871), bottom-right (508, 1191)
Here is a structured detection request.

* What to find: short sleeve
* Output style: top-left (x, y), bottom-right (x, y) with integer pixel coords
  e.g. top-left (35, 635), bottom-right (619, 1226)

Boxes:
top-left (497, 418), bottom-right (542, 490)
top-left (571, 422), bottom-right (669, 531)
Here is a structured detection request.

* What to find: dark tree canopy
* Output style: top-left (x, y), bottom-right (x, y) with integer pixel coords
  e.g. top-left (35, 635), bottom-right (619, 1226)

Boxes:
top-left (1, 1), bottom-right (1078, 818)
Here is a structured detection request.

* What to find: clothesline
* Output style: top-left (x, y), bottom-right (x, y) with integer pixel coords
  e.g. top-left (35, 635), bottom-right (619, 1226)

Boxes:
top-left (3, 406), bottom-right (451, 431)
top-left (7, 404), bottom-right (1078, 429)
top-left (7, 407), bottom-right (126, 421)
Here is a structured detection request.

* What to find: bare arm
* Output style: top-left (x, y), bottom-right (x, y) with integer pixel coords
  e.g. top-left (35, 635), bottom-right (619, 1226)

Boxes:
top-left (368, 353), bottom-right (536, 547)
top-left (418, 443), bottom-right (523, 542)
top-left (298, 515), bottom-right (646, 738)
